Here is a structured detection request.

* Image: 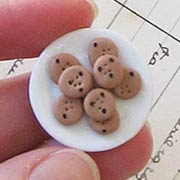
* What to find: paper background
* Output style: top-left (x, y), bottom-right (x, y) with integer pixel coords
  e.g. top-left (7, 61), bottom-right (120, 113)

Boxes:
top-left (1, 1), bottom-right (180, 179)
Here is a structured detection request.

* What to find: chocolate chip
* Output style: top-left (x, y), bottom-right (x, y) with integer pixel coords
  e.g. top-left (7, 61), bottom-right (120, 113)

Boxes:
top-left (56, 59), bottom-right (60, 63)
top-left (90, 101), bottom-right (96, 107)
top-left (62, 113), bottom-right (67, 119)
top-left (109, 73), bottom-right (114, 78)
top-left (109, 58), bottom-right (114, 63)
top-left (100, 92), bottom-right (105, 97)
top-left (79, 72), bottom-right (83, 76)
top-left (102, 108), bottom-right (107, 114)
top-left (98, 67), bottom-right (103, 72)
top-left (96, 120), bottom-right (101, 123)
top-left (93, 42), bottom-right (98, 47)
top-left (129, 72), bottom-right (134, 77)
top-left (102, 129), bottom-right (107, 133)
top-left (79, 88), bottom-right (83, 92)
top-left (68, 80), bottom-right (73, 85)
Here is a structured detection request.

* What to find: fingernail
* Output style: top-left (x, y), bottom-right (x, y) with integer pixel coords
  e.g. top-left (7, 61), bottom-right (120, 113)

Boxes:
top-left (146, 121), bottom-right (152, 132)
top-left (29, 149), bottom-right (100, 180)
top-left (86, 0), bottom-right (99, 19)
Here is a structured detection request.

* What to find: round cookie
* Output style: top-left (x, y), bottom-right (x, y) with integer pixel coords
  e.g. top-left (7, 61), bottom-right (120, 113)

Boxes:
top-left (89, 110), bottom-right (120, 135)
top-left (49, 53), bottom-right (80, 84)
top-left (84, 88), bottom-right (116, 121)
top-left (93, 55), bottom-right (124, 89)
top-left (113, 68), bottom-right (142, 99)
top-left (59, 65), bottom-right (93, 98)
top-left (53, 96), bottom-right (83, 125)
top-left (88, 37), bottom-right (119, 66)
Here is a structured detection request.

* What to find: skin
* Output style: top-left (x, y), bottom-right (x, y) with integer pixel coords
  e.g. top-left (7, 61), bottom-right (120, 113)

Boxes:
top-left (0, 0), bottom-right (153, 179)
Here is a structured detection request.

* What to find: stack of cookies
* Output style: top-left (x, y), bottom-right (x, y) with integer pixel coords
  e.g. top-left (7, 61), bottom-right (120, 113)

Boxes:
top-left (49, 38), bottom-right (142, 135)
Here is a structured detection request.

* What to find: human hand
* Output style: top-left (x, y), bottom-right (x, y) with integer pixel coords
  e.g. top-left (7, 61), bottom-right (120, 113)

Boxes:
top-left (0, 0), bottom-right (153, 179)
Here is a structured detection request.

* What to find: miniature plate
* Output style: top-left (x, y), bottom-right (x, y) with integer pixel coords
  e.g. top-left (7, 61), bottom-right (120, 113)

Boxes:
top-left (29, 28), bottom-right (153, 152)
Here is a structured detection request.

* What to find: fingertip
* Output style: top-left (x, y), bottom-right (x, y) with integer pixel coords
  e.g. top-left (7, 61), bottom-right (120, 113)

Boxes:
top-left (30, 149), bottom-right (100, 180)
top-left (0, 73), bottom-right (49, 162)
top-left (86, 0), bottom-right (99, 19)
top-left (0, 0), bottom-right (95, 60)
top-left (0, 147), bottom-right (100, 180)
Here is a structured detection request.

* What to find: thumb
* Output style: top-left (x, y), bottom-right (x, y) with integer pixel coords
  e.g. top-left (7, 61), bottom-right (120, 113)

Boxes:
top-left (0, 147), bottom-right (100, 180)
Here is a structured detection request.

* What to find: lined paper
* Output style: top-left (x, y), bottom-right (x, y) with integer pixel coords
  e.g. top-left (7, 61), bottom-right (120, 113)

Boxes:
top-left (93, 1), bottom-right (180, 179)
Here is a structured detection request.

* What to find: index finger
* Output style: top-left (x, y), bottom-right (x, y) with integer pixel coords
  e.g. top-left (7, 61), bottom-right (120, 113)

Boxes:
top-left (0, 0), bottom-right (96, 162)
top-left (0, 0), bottom-right (95, 60)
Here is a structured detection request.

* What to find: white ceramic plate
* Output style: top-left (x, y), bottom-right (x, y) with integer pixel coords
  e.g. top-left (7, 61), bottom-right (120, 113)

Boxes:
top-left (29, 28), bottom-right (153, 152)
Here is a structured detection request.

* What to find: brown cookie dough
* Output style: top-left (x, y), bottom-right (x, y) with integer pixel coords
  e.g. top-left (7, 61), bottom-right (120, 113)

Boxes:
top-left (89, 110), bottom-right (120, 135)
top-left (84, 88), bottom-right (116, 121)
top-left (58, 65), bottom-right (93, 98)
top-left (113, 68), bottom-right (142, 99)
top-left (49, 53), bottom-right (80, 84)
top-left (53, 96), bottom-right (83, 125)
top-left (93, 55), bottom-right (124, 89)
top-left (88, 37), bottom-right (119, 66)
